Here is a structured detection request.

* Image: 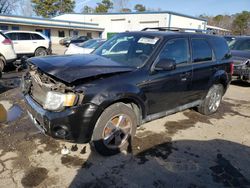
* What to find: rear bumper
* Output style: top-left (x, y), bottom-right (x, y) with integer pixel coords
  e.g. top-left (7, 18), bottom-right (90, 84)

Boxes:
top-left (24, 94), bottom-right (100, 143)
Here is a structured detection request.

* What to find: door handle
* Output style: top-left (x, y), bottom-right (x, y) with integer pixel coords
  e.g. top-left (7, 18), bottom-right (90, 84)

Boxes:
top-left (180, 72), bottom-right (192, 81)
top-left (33, 42), bottom-right (37, 43)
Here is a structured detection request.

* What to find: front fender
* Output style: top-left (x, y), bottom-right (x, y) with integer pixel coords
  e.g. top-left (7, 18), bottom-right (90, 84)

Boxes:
top-left (91, 84), bottom-right (148, 118)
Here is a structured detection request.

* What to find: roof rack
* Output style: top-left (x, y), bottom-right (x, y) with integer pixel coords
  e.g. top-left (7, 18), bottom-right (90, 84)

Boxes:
top-left (141, 27), bottom-right (213, 34)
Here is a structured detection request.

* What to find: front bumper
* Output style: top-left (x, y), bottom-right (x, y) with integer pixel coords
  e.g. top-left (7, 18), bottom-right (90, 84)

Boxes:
top-left (24, 94), bottom-right (100, 143)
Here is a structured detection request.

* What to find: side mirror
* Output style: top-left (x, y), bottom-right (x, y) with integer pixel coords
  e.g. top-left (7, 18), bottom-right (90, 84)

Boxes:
top-left (155, 58), bottom-right (176, 71)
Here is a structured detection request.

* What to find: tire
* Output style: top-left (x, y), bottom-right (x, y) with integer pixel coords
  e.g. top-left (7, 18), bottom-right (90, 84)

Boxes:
top-left (0, 57), bottom-right (5, 79)
top-left (91, 103), bottom-right (137, 156)
top-left (34, 47), bottom-right (47, 57)
top-left (198, 84), bottom-right (224, 115)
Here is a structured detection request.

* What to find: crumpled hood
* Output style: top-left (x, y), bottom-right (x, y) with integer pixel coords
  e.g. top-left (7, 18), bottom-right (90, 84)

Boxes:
top-left (28, 54), bottom-right (135, 84)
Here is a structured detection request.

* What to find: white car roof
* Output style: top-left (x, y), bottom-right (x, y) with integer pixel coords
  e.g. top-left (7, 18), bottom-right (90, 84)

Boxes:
top-left (4, 30), bottom-right (43, 34)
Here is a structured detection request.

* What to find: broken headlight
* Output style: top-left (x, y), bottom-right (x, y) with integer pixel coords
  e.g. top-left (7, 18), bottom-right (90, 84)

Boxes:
top-left (43, 91), bottom-right (78, 111)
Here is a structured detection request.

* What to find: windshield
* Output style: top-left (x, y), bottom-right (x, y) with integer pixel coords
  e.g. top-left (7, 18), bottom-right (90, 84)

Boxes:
top-left (229, 38), bottom-right (250, 51)
top-left (93, 33), bottom-right (160, 68)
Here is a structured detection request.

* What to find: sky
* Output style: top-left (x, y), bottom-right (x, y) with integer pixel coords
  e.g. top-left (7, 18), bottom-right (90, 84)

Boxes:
top-left (75, 0), bottom-right (250, 16)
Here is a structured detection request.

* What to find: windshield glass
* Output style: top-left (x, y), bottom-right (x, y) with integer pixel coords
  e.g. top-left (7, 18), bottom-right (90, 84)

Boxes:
top-left (93, 33), bottom-right (160, 68)
top-left (228, 38), bottom-right (250, 51)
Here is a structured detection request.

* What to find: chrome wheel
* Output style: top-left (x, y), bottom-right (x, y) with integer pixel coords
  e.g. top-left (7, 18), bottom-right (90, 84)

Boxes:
top-left (103, 114), bottom-right (132, 149)
top-left (208, 87), bottom-right (222, 113)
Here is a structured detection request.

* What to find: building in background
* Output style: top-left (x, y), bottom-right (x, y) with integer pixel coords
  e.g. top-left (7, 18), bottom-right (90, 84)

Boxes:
top-left (0, 14), bottom-right (104, 44)
top-left (54, 11), bottom-right (207, 39)
top-left (0, 11), bottom-right (207, 44)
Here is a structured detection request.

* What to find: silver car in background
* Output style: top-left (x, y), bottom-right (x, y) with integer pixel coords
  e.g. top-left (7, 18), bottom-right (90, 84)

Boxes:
top-left (64, 39), bottom-right (106, 55)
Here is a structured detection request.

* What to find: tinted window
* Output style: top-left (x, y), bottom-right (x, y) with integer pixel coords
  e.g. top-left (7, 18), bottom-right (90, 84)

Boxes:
top-left (31, 34), bottom-right (44, 40)
top-left (192, 39), bottom-right (212, 63)
top-left (5, 33), bottom-right (18, 40)
top-left (0, 25), bottom-right (8, 30)
top-left (209, 37), bottom-right (230, 60)
top-left (18, 33), bottom-right (31, 40)
top-left (58, 31), bottom-right (65, 38)
top-left (159, 38), bottom-right (189, 64)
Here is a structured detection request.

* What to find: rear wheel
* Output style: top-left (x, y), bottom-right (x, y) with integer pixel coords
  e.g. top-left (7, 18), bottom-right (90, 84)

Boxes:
top-left (198, 84), bottom-right (224, 115)
top-left (34, 47), bottom-right (47, 56)
top-left (91, 103), bottom-right (137, 156)
top-left (0, 57), bottom-right (5, 78)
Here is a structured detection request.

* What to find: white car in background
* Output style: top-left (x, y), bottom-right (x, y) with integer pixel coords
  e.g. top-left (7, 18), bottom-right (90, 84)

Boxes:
top-left (64, 39), bottom-right (105, 55)
top-left (0, 31), bottom-right (17, 78)
top-left (4, 31), bottom-right (52, 58)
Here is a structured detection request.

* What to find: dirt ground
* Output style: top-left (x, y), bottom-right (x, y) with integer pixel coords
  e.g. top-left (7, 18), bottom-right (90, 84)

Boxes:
top-left (0, 70), bottom-right (250, 188)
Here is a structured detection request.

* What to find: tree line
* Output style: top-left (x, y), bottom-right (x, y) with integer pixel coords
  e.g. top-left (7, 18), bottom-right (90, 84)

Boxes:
top-left (0, 0), bottom-right (146, 18)
top-left (200, 11), bottom-right (250, 35)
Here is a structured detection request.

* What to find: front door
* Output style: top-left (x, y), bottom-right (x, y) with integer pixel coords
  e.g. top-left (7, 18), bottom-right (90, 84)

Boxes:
top-left (141, 37), bottom-right (193, 115)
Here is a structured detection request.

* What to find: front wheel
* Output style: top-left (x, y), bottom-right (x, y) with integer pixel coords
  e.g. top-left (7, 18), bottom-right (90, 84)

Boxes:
top-left (91, 103), bottom-right (137, 156)
top-left (198, 84), bottom-right (224, 115)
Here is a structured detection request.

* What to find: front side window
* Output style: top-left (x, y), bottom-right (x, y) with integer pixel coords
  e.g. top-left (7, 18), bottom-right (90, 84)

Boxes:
top-left (94, 33), bottom-right (160, 68)
top-left (31, 34), bottom-right (44, 40)
top-left (159, 38), bottom-right (189, 65)
top-left (192, 39), bottom-right (212, 63)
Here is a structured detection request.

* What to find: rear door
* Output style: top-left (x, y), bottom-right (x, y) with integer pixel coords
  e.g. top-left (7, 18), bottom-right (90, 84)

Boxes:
top-left (190, 38), bottom-right (216, 100)
top-left (141, 37), bottom-right (193, 115)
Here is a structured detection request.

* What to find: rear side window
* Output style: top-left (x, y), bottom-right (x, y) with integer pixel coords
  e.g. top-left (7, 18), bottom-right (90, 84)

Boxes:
top-left (208, 37), bottom-right (230, 60)
top-left (159, 38), bottom-right (189, 64)
top-left (191, 39), bottom-right (212, 63)
top-left (31, 33), bottom-right (44, 40)
top-left (18, 33), bottom-right (31, 40)
top-left (5, 33), bottom-right (18, 40)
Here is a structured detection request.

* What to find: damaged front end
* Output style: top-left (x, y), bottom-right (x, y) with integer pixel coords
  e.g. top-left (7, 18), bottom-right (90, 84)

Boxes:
top-left (22, 63), bottom-right (97, 143)
top-left (231, 57), bottom-right (250, 81)
top-left (22, 64), bottom-right (84, 111)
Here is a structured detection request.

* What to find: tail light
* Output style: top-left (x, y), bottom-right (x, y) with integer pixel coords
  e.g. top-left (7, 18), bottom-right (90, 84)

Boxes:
top-left (2, 38), bottom-right (12, 45)
top-left (230, 63), bottom-right (234, 75)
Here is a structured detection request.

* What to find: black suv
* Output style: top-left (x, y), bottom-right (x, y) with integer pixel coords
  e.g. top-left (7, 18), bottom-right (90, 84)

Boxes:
top-left (22, 32), bottom-right (232, 155)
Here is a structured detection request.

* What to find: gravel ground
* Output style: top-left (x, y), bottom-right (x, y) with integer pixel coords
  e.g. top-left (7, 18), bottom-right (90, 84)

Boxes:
top-left (0, 70), bottom-right (250, 188)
